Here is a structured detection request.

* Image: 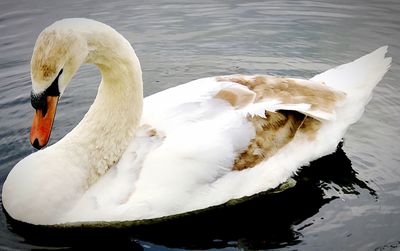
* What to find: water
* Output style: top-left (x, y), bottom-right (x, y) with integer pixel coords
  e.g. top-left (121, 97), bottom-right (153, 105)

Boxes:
top-left (0, 0), bottom-right (399, 250)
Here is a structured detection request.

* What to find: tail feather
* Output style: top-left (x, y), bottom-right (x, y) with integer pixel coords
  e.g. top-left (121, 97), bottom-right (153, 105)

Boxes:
top-left (311, 46), bottom-right (391, 125)
top-left (311, 46), bottom-right (391, 98)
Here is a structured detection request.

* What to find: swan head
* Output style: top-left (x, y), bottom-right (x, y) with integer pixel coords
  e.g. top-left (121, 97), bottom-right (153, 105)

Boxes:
top-left (29, 21), bottom-right (89, 149)
top-left (28, 18), bottom-right (141, 150)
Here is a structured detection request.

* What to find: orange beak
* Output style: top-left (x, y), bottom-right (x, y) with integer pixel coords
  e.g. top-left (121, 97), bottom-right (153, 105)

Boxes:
top-left (30, 96), bottom-right (59, 149)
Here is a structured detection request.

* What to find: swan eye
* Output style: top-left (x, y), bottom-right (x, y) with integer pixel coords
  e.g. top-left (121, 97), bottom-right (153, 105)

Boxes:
top-left (30, 69), bottom-right (63, 113)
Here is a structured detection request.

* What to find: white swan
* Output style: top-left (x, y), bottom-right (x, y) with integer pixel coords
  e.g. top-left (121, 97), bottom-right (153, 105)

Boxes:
top-left (2, 18), bottom-right (391, 225)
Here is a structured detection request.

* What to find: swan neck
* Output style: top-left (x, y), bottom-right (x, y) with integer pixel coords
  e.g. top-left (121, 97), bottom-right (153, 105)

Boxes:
top-left (62, 26), bottom-right (143, 183)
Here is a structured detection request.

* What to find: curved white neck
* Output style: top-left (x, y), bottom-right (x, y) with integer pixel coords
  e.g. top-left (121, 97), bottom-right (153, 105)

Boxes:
top-left (57, 23), bottom-right (143, 184)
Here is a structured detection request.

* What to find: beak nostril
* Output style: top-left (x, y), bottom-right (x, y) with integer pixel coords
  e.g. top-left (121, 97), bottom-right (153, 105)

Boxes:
top-left (32, 138), bottom-right (41, 150)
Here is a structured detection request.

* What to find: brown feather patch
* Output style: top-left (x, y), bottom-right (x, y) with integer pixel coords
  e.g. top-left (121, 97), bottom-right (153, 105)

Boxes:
top-left (233, 111), bottom-right (321, 171)
top-left (215, 75), bottom-right (333, 171)
top-left (216, 75), bottom-right (345, 114)
top-left (214, 87), bottom-right (256, 109)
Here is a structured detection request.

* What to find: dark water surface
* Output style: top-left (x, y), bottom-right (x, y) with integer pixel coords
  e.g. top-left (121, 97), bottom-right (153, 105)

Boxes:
top-left (0, 0), bottom-right (399, 250)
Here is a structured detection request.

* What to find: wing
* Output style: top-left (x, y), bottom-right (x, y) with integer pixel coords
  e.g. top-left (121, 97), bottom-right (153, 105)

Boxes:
top-left (141, 75), bottom-right (346, 173)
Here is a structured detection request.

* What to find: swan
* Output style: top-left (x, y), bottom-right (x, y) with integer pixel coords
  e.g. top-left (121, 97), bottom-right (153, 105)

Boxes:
top-left (2, 18), bottom-right (391, 225)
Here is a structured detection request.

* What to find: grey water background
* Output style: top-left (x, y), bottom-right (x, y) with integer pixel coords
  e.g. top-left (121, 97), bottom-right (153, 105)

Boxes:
top-left (0, 0), bottom-right (399, 250)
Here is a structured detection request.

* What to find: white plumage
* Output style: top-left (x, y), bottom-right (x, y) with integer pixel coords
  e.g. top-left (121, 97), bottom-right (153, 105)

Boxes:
top-left (2, 18), bottom-right (391, 225)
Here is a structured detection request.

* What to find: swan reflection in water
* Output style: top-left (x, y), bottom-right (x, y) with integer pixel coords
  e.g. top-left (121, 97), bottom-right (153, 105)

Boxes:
top-left (4, 142), bottom-right (376, 250)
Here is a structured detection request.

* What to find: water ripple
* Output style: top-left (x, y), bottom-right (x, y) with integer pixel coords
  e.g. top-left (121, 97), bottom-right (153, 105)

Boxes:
top-left (0, 0), bottom-right (399, 250)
